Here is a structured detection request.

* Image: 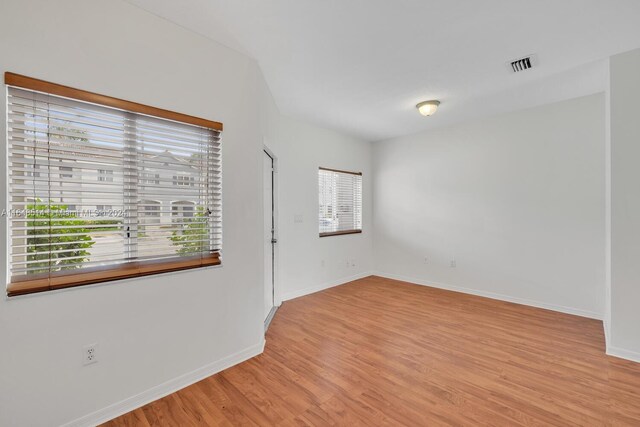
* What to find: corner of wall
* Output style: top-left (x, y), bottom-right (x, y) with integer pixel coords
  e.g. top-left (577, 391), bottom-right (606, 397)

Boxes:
top-left (281, 271), bottom-right (374, 301)
top-left (604, 56), bottom-right (612, 353)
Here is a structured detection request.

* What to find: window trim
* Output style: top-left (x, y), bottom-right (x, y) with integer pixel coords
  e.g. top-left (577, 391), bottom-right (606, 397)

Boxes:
top-left (319, 229), bottom-right (363, 238)
top-left (4, 72), bottom-right (223, 131)
top-left (5, 72), bottom-right (223, 297)
top-left (318, 166), bottom-right (362, 176)
top-left (318, 167), bottom-right (363, 238)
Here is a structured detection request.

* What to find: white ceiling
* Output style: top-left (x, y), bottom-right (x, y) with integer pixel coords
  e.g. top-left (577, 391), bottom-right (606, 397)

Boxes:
top-left (126, 0), bottom-right (640, 141)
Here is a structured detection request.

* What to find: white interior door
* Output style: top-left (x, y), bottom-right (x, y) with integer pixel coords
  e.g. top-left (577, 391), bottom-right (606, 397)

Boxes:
top-left (263, 151), bottom-right (274, 321)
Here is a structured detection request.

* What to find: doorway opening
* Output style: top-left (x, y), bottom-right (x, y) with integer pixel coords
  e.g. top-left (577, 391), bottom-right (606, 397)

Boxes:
top-left (263, 148), bottom-right (278, 331)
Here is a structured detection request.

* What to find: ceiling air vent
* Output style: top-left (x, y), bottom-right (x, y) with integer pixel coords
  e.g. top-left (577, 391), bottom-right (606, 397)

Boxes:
top-left (509, 54), bottom-right (537, 73)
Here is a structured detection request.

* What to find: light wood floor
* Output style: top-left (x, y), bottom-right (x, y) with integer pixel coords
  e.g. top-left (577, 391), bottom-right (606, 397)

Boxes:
top-left (105, 276), bottom-right (640, 426)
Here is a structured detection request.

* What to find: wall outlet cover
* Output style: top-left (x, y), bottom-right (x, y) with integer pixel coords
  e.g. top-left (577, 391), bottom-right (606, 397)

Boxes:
top-left (83, 343), bottom-right (99, 365)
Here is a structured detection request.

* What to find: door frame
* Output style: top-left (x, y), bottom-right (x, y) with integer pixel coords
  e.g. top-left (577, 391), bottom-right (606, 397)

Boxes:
top-left (263, 141), bottom-right (281, 310)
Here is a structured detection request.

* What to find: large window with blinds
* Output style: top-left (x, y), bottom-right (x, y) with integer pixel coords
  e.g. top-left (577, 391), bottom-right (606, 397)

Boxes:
top-left (5, 73), bottom-right (223, 296)
top-left (318, 167), bottom-right (362, 237)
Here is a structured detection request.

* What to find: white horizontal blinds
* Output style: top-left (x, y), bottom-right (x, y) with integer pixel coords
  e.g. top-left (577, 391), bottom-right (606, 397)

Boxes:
top-left (7, 86), bottom-right (221, 285)
top-left (134, 115), bottom-right (221, 261)
top-left (8, 87), bottom-right (127, 280)
top-left (208, 128), bottom-right (223, 251)
top-left (318, 168), bottom-right (362, 234)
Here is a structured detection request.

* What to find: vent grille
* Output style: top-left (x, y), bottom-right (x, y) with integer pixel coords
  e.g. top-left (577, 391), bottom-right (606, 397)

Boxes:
top-left (509, 55), bottom-right (536, 73)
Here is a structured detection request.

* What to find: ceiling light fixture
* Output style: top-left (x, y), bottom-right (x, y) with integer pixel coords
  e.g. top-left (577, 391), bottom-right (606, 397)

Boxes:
top-left (416, 100), bottom-right (440, 117)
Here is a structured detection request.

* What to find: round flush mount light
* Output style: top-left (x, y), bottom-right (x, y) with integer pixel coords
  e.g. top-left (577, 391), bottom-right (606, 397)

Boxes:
top-left (416, 100), bottom-right (440, 117)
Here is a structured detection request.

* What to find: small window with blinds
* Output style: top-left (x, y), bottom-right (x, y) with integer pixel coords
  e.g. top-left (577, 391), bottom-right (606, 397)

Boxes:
top-left (5, 73), bottom-right (223, 296)
top-left (318, 167), bottom-right (362, 237)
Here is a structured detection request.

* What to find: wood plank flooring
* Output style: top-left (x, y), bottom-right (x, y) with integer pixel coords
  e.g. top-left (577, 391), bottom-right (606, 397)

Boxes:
top-left (104, 276), bottom-right (640, 426)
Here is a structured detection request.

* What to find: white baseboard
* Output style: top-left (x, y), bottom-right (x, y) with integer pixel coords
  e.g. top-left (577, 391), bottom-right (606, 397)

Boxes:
top-left (62, 339), bottom-right (265, 427)
top-left (281, 271), bottom-right (373, 301)
top-left (373, 272), bottom-right (603, 320)
top-left (604, 320), bottom-right (640, 364)
top-left (607, 345), bottom-right (640, 364)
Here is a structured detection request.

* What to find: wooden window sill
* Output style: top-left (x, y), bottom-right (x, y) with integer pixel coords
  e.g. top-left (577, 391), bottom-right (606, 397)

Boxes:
top-left (319, 230), bottom-right (363, 238)
top-left (7, 253), bottom-right (220, 297)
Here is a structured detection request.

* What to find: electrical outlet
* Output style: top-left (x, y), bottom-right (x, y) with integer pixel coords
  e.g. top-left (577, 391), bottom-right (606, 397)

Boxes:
top-left (83, 343), bottom-right (98, 365)
top-left (423, 256), bottom-right (429, 264)
top-left (450, 260), bottom-right (456, 268)
top-left (350, 259), bottom-right (356, 267)
top-left (321, 259), bottom-right (325, 268)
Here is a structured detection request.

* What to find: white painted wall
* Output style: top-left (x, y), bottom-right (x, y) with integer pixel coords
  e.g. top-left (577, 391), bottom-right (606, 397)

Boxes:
top-left (373, 94), bottom-right (606, 319)
top-left (609, 47), bottom-right (640, 362)
top-left (0, 1), bottom-right (268, 425)
top-left (0, 2), bottom-right (374, 425)
top-left (259, 77), bottom-right (373, 302)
